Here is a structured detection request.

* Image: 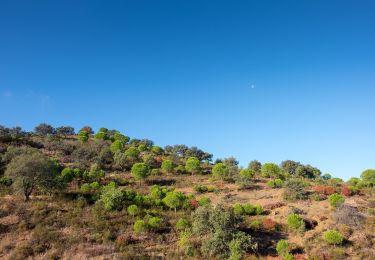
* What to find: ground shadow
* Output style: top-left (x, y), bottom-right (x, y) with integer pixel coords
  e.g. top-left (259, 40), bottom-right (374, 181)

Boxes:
top-left (242, 228), bottom-right (289, 256)
top-left (146, 179), bottom-right (176, 186)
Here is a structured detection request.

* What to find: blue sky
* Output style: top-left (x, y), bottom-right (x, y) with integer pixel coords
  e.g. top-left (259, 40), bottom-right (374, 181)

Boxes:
top-left (1, 1), bottom-right (374, 180)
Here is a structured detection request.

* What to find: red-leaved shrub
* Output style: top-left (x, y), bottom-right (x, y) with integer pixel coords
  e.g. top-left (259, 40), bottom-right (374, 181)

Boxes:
top-left (262, 218), bottom-right (277, 231)
top-left (341, 186), bottom-right (352, 197)
top-left (313, 185), bottom-right (335, 196)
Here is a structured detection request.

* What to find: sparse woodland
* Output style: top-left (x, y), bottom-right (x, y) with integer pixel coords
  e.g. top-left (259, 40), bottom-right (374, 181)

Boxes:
top-left (0, 124), bottom-right (374, 259)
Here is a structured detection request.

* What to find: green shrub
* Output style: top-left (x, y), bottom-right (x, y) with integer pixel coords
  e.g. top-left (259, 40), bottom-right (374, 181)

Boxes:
top-left (198, 196), bottom-right (211, 206)
top-left (249, 220), bottom-right (262, 230)
top-left (133, 219), bottom-right (147, 234)
top-left (99, 182), bottom-right (124, 211)
top-left (185, 157), bottom-right (201, 175)
top-left (368, 208), bottom-right (375, 215)
top-left (0, 176), bottom-right (13, 186)
top-left (323, 229), bottom-right (344, 245)
top-left (283, 179), bottom-right (308, 201)
top-left (148, 217), bottom-right (163, 230)
top-left (276, 239), bottom-right (289, 256)
top-left (267, 179), bottom-right (283, 188)
top-left (212, 163), bottom-right (230, 181)
top-left (176, 218), bottom-right (189, 231)
top-left (232, 203), bottom-right (263, 216)
top-left (163, 191), bottom-right (186, 213)
top-left (328, 193), bottom-right (345, 208)
top-left (255, 205), bottom-right (264, 215)
top-left (61, 167), bottom-right (75, 183)
top-left (131, 163), bottom-right (150, 182)
top-left (127, 205), bottom-right (140, 217)
top-left (110, 140), bottom-right (124, 153)
top-left (161, 159), bottom-right (174, 174)
top-left (261, 163), bottom-right (281, 178)
top-left (80, 182), bottom-right (100, 193)
top-left (243, 204), bottom-right (256, 215)
top-left (228, 231), bottom-right (254, 260)
top-left (287, 214), bottom-right (305, 232)
top-left (233, 203), bottom-right (245, 215)
top-left (284, 253), bottom-right (294, 260)
top-left (194, 184), bottom-right (208, 193)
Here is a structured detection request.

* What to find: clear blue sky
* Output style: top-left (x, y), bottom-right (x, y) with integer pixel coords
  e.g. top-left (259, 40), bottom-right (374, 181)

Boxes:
top-left (1, 1), bottom-right (374, 180)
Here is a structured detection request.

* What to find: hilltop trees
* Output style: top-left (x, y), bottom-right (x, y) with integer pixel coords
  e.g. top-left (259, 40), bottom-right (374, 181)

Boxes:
top-left (261, 163), bottom-right (281, 178)
top-left (361, 169), bottom-right (375, 186)
top-left (78, 130), bottom-right (89, 142)
top-left (248, 160), bottom-right (262, 174)
top-left (280, 160), bottom-right (301, 176)
top-left (56, 126), bottom-right (75, 136)
top-left (5, 151), bottom-right (60, 201)
top-left (295, 164), bottom-right (321, 179)
top-left (34, 123), bottom-right (56, 136)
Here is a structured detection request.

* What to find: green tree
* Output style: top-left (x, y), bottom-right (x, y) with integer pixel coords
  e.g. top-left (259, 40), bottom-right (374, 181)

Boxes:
top-left (151, 146), bottom-right (163, 155)
top-left (5, 152), bottom-right (60, 201)
top-left (280, 160), bottom-right (301, 176)
top-left (125, 147), bottom-right (140, 161)
top-left (185, 157), bottom-right (201, 175)
top-left (110, 140), bottom-right (124, 153)
top-left (34, 123), bottom-right (56, 136)
top-left (229, 231), bottom-right (254, 260)
top-left (295, 164), bottom-right (321, 179)
top-left (261, 163), bottom-right (281, 178)
top-left (56, 126), bottom-right (75, 136)
top-left (176, 218), bottom-right (189, 231)
top-left (127, 205), bottom-right (140, 219)
top-left (161, 159), bottom-right (174, 175)
top-left (361, 169), bottom-right (375, 185)
top-left (322, 173), bottom-right (332, 180)
top-left (133, 219), bottom-right (147, 234)
top-left (163, 191), bottom-right (186, 214)
top-left (283, 179), bottom-right (308, 201)
top-left (287, 214), bottom-right (305, 232)
top-left (328, 193), bottom-right (345, 208)
top-left (61, 167), bottom-right (75, 183)
top-left (212, 163), bottom-right (229, 181)
top-left (131, 163), bottom-right (150, 183)
top-left (248, 160), bottom-right (262, 174)
top-left (77, 130), bottom-right (89, 142)
top-left (323, 230), bottom-right (344, 246)
top-left (276, 239), bottom-right (289, 256)
top-left (99, 182), bottom-right (124, 211)
top-left (148, 217), bottom-right (163, 230)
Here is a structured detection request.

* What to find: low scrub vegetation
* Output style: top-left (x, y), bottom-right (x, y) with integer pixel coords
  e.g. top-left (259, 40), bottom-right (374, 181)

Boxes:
top-left (0, 123), bottom-right (374, 259)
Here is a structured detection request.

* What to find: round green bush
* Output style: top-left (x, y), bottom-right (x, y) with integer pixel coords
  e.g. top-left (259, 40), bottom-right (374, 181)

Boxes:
top-left (243, 203), bottom-right (256, 215)
top-left (287, 214), bottom-right (305, 232)
top-left (198, 196), bottom-right (211, 206)
top-left (328, 193), bottom-right (345, 208)
top-left (323, 229), bottom-right (344, 245)
top-left (148, 217), bottom-right (163, 230)
top-left (249, 220), bottom-right (261, 230)
top-left (131, 163), bottom-right (150, 181)
top-left (233, 203), bottom-right (245, 215)
top-left (255, 205), bottom-right (264, 215)
top-left (176, 218), bottom-right (189, 231)
top-left (127, 204), bottom-right (140, 217)
top-left (276, 239), bottom-right (289, 256)
top-left (133, 219), bottom-right (147, 234)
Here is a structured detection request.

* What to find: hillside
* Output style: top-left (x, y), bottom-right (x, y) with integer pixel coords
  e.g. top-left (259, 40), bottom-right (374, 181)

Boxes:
top-left (0, 124), bottom-right (374, 260)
